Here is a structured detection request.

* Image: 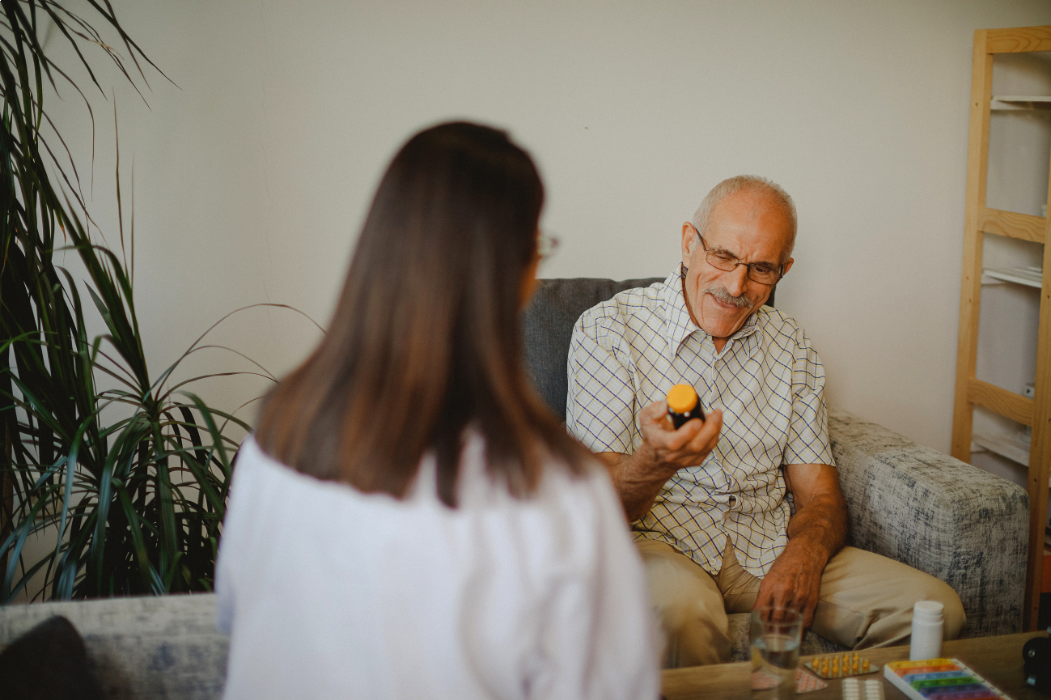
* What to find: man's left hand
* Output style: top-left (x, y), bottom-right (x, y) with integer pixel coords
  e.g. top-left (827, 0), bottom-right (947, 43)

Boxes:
top-left (753, 543), bottom-right (824, 627)
top-left (753, 463), bottom-right (847, 629)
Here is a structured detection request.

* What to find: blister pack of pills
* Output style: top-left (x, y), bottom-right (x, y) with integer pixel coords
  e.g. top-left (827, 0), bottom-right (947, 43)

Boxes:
top-left (843, 677), bottom-right (885, 700)
top-left (795, 667), bottom-right (828, 693)
top-left (804, 652), bottom-right (878, 679)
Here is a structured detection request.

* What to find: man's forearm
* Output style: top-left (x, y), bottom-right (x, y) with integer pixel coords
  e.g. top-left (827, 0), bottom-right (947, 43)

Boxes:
top-left (783, 489), bottom-right (847, 567)
top-left (597, 449), bottom-right (678, 523)
top-left (753, 467), bottom-right (848, 623)
top-left (591, 403), bottom-right (723, 523)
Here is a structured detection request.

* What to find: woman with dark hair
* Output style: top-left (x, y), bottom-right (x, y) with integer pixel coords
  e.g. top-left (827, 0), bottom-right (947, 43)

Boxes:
top-left (215, 122), bottom-right (658, 699)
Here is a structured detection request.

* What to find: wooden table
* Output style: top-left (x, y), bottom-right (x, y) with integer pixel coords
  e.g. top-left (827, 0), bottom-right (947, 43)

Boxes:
top-left (662, 632), bottom-right (1047, 700)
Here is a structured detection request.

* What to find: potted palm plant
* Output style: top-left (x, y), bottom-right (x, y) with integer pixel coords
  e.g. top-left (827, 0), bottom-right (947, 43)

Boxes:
top-left (1, 0), bottom-right (256, 602)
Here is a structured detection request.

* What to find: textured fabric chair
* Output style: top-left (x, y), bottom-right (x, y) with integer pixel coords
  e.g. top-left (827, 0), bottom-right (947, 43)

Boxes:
top-left (522, 277), bottom-right (1028, 659)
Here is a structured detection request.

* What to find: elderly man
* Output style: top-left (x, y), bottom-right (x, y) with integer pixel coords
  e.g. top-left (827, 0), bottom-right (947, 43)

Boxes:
top-left (566, 176), bottom-right (964, 667)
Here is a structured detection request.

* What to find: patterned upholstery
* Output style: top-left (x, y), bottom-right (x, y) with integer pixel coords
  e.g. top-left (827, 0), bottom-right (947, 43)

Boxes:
top-left (827, 409), bottom-right (1026, 639)
top-left (0, 594), bottom-right (226, 699)
top-left (0, 277), bottom-right (1027, 692)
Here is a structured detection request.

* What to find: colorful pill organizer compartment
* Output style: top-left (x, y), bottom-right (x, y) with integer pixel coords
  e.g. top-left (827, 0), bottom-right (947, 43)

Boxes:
top-left (883, 659), bottom-right (1009, 700)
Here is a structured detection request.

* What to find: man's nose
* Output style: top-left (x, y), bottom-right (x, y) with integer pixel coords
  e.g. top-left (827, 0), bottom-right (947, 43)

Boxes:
top-left (724, 264), bottom-right (750, 296)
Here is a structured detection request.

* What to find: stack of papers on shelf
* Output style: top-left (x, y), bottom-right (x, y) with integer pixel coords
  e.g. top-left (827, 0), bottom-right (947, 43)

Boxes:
top-left (981, 266), bottom-right (1043, 288)
top-left (991, 95), bottom-right (1051, 111)
top-left (972, 432), bottom-right (1030, 466)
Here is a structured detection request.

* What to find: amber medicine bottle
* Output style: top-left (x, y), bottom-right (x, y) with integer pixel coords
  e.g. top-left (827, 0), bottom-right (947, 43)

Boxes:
top-left (667, 384), bottom-right (704, 429)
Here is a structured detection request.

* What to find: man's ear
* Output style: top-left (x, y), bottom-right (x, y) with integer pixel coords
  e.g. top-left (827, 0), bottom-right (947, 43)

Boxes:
top-left (781, 258), bottom-right (795, 277)
top-left (681, 222), bottom-right (697, 260)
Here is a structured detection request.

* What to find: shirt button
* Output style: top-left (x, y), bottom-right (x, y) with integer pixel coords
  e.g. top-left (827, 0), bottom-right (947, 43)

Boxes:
top-left (728, 495), bottom-right (737, 507)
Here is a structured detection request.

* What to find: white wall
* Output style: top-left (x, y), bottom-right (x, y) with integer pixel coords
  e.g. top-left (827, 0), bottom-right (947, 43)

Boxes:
top-left (40, 0), bottom-right (1051, 454)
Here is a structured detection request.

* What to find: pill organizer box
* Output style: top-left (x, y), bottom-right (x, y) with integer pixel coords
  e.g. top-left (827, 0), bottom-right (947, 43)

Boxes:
top-left (883, 658), bottom-right (1009, 700)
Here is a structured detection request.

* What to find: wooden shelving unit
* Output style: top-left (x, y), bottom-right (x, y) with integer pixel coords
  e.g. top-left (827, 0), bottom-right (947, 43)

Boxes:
top-left (951, 25), bottom-right (1051, 630)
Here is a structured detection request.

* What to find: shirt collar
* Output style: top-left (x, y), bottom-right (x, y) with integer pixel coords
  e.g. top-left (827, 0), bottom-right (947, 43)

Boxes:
top-left (659, 266), bottom-right (763, 358)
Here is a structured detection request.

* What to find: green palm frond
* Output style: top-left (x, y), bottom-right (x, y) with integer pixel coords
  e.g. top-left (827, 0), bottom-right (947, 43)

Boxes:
top-left (0, 0), bottom-right (261, 602)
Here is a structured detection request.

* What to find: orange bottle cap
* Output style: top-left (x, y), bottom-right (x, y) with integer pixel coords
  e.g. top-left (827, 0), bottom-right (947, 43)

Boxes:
top-left (667, 384), bottom-right (698, 414)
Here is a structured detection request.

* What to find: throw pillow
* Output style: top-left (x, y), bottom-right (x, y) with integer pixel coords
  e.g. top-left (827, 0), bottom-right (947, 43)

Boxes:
top-left (0, 615), bottom-right (102, 700)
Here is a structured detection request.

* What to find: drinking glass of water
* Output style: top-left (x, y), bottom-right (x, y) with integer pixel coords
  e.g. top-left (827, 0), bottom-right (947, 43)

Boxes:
top-left (750, 606), bottom-right (802, 700)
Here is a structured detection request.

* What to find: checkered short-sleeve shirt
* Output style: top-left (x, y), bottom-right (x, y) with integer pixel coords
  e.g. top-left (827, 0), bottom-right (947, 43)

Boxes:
top-left (566, 270), bottom-right (834, 577)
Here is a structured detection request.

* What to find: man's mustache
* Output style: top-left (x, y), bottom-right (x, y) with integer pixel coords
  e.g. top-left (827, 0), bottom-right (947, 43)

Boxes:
top-left (703, 287), bottom-right (754, 309)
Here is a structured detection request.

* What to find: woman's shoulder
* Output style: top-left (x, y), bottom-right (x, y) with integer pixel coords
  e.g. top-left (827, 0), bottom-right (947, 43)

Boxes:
top-left (233, 436), bottom-right (327, 494)
top-left (235, 432), bottom-right (617, 532)
top-left (232, 435), bottom-right (411, 516)
top-left (458, 431), bottom-right (611, 501)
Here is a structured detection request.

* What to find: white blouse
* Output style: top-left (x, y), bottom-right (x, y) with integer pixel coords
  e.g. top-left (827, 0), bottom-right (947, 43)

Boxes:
top-left (216, 434), bottom-right (659, 700)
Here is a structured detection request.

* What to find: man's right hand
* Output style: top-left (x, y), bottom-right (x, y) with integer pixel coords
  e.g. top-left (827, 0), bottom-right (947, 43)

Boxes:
top-left (596, 400), bottom-right (723, 522)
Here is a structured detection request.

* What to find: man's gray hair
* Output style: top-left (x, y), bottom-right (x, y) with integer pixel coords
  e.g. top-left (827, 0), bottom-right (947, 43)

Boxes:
top-left (691, 175), bottom-right (797, 261)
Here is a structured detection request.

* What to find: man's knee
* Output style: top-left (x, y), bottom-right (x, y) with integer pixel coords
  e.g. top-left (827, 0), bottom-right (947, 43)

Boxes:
top-left (643, 554), bottom-right (728, 637)
top-left (664, 593), bottom-right (728, 634)
top-left (661, 596), bottom-right (730, 667)
top-left (894, 565), bottom-right (966, 640)
top-left (637, 541), bottom-right (720, 611)
top-left (815, 548), bottom-right (968, 648)
top-left (635, 540), bottom-right (730, 666)
top-left (866, 571), bottom-right (966, 646)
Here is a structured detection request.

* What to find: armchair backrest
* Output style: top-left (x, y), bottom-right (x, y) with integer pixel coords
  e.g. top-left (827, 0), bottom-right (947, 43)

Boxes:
top-left (521, 278), bottom-right (662, 421)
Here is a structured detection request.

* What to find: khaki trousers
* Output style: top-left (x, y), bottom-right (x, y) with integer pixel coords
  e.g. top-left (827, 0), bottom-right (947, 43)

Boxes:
top-left (635, 538), bottom-right (966, 668)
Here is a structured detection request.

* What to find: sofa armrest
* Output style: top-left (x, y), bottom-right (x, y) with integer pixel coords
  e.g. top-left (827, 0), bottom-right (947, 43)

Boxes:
top-left (0, 593), bottom-right (227, 699)
top-left (827, 407), bottom-right (1027, 637)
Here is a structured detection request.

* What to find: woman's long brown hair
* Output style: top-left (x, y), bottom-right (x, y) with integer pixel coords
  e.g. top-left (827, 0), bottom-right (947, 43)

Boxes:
top-left (254, 122), bottom-right (589, 505)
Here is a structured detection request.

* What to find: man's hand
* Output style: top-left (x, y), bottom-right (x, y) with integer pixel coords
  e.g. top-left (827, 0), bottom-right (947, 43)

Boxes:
top-left (753, 463), bottom-right (847, 628)
top-left (637, 399), bottom-right (723, 472)
top-left (753, 545), bottom-right (824, 627)
top-left (597, 399), bottom-right (723, 522)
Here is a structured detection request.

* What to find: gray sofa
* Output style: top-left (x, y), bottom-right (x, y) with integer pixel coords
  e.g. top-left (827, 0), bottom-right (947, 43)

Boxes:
top-left (0, 277), bottom-right (1029, 698)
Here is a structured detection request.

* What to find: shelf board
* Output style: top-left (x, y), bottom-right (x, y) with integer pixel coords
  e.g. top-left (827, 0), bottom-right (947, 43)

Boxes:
top-left (981, 265), bottom-right (1044, 287)
top-left (991, 95), bottom-right (1051, 111)
top-left (973, 431), bottom-right (1031, 466)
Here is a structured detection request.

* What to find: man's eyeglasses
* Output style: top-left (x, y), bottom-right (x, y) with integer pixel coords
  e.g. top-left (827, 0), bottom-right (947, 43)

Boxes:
top-left (693, 226), bottom-right (783, 286)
